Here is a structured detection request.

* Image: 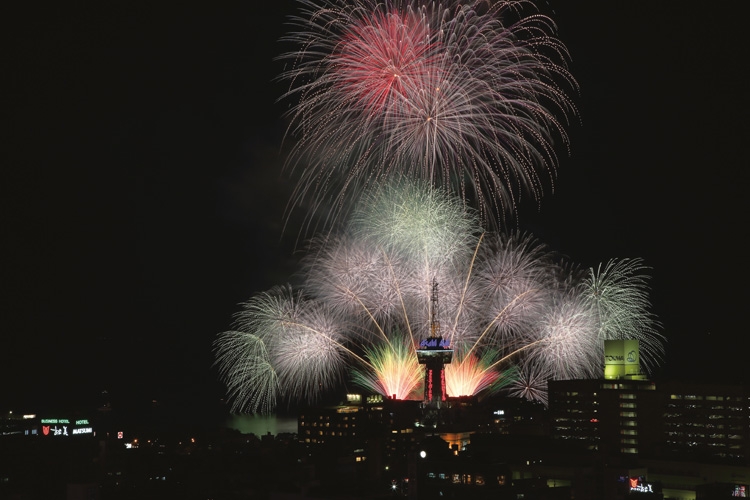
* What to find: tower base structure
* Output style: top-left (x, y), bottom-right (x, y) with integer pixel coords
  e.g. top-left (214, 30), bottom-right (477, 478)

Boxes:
top-left (416, 336), bottom-right (453, 428)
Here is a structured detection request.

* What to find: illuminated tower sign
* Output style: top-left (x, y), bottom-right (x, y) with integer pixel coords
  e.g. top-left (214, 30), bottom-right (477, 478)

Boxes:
top-left (604, 339), bottom-right (641, 380)
top-left (416, 279), bottom-right (453, 407)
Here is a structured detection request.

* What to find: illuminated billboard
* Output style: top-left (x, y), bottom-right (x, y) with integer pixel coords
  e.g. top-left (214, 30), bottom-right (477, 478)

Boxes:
top-left (39, 418), bottom-right (94, 437)
top-left (604, 339), bottom-right (640, 379)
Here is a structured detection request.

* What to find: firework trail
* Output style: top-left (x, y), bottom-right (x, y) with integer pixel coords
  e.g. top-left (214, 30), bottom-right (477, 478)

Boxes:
top-left (215, 183), bottom-right (663, 412)
top-left (278, 0), bottom-right (577, 230)
top-left (581, 258), bottom-right (665, 373)
top-left (526, 288), bottom-right (603, 381)
top-left (506, 362), bottom-right (553, 406)
top-left (350, 330), bottom-right (423, 400)
top-left (215, 286), bottom-right (354, 414)
top-left (445, 350), bottom-right (515, 398)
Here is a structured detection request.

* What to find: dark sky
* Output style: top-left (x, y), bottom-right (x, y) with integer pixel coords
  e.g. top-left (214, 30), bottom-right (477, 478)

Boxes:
top-left (2, 1), bottom-right (747, 414)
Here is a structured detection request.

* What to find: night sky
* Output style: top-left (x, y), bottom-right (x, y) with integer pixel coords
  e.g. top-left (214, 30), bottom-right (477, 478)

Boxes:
top-left (2, 1), bottom-right (748, 415)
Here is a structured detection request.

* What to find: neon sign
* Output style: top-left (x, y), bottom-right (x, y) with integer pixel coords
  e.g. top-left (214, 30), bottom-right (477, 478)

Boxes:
top-left (629, 477), bottom-right (654, 493)
top-left (43, 425), bottom-right (68, 436)
top-left (40, 417), bottom-right (93, 437)
top-left (419, 338), bottom-right (450, 348)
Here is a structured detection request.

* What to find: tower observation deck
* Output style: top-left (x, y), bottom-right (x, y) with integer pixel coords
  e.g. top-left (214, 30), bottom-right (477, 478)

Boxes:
top-left (416, 279), bottom-right (453, 407)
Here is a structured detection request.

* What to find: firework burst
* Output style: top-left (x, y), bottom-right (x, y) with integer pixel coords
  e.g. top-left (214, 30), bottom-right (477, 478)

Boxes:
top-left (581, 258), bottom-right (665, 373)
top-left (445, 350), bottom-right (514, 398)
top-left (507, 362), bottom-right (553, 406)
top-left (350, 330), bottom-right (423, 400)
top-left (215, 183), bottom-right (664, 412)
top-left (279, 0), bottom-right (578, 229)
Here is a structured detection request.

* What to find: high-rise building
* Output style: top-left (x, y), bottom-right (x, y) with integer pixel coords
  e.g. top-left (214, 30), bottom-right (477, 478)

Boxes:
top-left (657, 381), bottom-right (749, 464)
top-left (549, 340), bottom-right (750, 464)
top-left (548, 340), bottom-right (750, 499)
top-left (548, 377), bottom-right (661, 456)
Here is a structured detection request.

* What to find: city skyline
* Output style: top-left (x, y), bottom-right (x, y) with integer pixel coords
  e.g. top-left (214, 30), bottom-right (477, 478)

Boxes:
top-left (2, 0), bottom-right (747, 414)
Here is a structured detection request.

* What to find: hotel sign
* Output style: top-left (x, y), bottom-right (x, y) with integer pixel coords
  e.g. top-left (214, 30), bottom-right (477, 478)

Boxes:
top-left (629, 477), bottom-right (655, 494)
top-left (40, 418), bottom-right (94, 437)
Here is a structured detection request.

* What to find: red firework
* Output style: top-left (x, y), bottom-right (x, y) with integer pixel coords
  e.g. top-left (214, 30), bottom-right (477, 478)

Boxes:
top-left (281, 0), bottom-right (578, 235)
top-left (336, 10), bottom-right (438, 115)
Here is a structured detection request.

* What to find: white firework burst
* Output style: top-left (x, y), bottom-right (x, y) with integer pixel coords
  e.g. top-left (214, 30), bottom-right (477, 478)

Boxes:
top-left (216, 183), bottom-right (663, 413)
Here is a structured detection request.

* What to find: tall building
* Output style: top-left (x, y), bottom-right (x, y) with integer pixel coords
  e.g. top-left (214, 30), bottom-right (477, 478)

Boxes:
top-left (550, 340), bottom-right (661, 455)
top-left (549, 340), bottom-right (750, 464)
top-left (548, 340), bottom-right (750, 499)
top-left (548, 377), bottom-right (661, 456)
top-left (657, 381), bottom-right (749, 464)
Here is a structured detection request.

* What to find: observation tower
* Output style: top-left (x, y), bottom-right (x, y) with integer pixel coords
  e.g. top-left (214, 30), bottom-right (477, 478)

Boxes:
top-left (416, 279), bottom-right (453, 423)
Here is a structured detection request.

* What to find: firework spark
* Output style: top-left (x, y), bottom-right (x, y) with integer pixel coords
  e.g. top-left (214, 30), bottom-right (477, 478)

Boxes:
top-left (507, 362), bottom-right (553, 406)
top-left (445, 350), bottom-right (513, 398)
top-left (279, 0), bottom-right (577, 229)
top-left (215, 183), bottom-right (663, 412)
top-left (581, 258), bottom-right (665, 373)
top-left (215, 286), bottom-right (354, 413)
top-left (350, 331), bottom-right (423, 400)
